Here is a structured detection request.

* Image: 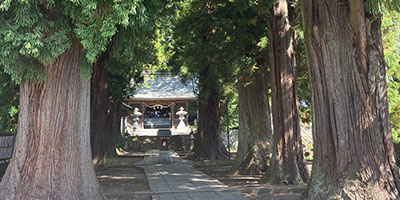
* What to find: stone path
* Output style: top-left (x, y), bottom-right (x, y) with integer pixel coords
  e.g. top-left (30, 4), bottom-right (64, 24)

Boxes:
top-left (137, 150), bottom-right (247, 200)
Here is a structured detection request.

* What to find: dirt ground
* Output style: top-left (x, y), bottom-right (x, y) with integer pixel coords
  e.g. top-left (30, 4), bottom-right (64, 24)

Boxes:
top-left (96, 150), bottom-right (306, 200)
top-left (194, 160), bottom-right (305, 200)
top-left (2, 150), bottom-right (305, 199)
top-left (183, 151), bottom-right (306, 200)
top-left (96, 152), bottom-right (152, 200)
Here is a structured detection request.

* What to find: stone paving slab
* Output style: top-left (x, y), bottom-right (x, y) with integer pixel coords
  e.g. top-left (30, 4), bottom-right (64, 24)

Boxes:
top-left (151, 191), bottom-right (246, 200)
top-left (137, 150), bottom-right (247, 200)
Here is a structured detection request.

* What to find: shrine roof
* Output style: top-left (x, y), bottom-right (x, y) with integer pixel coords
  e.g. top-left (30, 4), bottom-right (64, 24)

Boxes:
top-left (128, 74), bottom-right (197, 100)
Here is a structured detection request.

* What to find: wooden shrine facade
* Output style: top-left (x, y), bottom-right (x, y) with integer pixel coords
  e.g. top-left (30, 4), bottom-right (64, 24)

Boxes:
top-left (123, 74), bottom-right (197, 136)
top-left (126, 99), bottom-right (192, 128)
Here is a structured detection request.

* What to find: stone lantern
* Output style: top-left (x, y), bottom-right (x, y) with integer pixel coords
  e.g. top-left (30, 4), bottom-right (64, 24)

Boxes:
top-left (133, 107), bottom-right (142, 132)
top-left (176, 107), bottom-right (188, 130)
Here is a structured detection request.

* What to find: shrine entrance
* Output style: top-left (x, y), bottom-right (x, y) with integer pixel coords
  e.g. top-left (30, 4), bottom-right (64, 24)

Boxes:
top-left (143, 105), bottom-right (171, 129)
top-left (122, 74), bottom-right (197, 137)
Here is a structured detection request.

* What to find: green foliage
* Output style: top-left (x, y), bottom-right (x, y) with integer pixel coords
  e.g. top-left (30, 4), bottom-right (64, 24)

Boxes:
top-left (0, 69), bottom-right (18, 135)
top-left (365, 0), bottom-right (400, 14)
top-left (296, 30), bottom-right (312, 124)
top-left (382, 11), bottom-right (400, 143)
top-left (220, 86), bottom-right (239, 132)
top-left (0, 0), bottom-right (158, 82)
top-left (106, 1), bottom-right (176, 102)
top-left (172, 1), bottom-right (274, 141)
top-left (172, 0), bottom-right (272, 92)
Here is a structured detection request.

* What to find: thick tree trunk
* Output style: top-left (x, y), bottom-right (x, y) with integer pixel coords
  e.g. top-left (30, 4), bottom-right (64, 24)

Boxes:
top-left (231, 70), bottom-right (272, 175)
top-left (106, 101), bottom-right (120, 157)
top-left (90, 53), bottom-right (111, 168)
top-left (262, 0), bottom-right (308, 184)
top-left (302, 1), bottom-right (400, 199)
top-left (193, 66), bottom-right (228, 160)
top-left (90, 56), bottom-right (120, 168)
top-left (0, 43), bottom-right (105, 199)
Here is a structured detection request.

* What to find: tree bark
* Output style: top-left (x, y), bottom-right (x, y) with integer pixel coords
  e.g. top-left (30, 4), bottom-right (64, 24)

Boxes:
top-left (193, 66), bottom-right (228, 160)
top-left (231, 70), bottom-right (272, 174)
top-left (107, 100), bottom-right (121, 156)
top-left (302, 0), bottom-right (400, 199)
top-left (90, 54), bottom-right (120, 168)
top-left (0, 43), bottom-right (105, 199)
top-left (231, 69), bottom-right (272, 175)
top-left (90, 53), bottom-right (111, 168)
top-left (262, 0), bottom-right (308, 184)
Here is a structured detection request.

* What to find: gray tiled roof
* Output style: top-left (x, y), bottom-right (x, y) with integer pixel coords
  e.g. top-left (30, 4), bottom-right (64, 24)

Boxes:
top-left (131, 75), bottom-right (197, 99)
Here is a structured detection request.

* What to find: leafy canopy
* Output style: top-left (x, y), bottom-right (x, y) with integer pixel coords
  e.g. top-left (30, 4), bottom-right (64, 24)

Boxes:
top-left (0, 0), bottom-right (155, 82)
top-left (105, 1), bottom-right (176, 101)
top-left (172, 0), bottom-right (272, 93)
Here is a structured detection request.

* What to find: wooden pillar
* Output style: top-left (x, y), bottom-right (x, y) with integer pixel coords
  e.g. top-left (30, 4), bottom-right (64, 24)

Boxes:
top-left (141, 103), bottom-right (146, 129)
top-left (122, 115), bottom-right (126, 135)
top-left (185, 102), bottom-right (189, 126)
top-left (170, 103), bottom-right (175, 128)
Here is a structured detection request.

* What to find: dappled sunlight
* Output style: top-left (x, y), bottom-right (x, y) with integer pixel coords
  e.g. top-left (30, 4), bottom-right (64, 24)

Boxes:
top-left (97, 175), bottom-right (138, 180)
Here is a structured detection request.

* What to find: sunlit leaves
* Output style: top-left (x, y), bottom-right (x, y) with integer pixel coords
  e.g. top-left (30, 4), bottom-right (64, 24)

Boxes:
top-left (365, 0), bottom-right (400, 14)
top-left (105, 0), bottom-right (173, 101)
top-left (0, 0), bottom-right (12, 11)
top-left (383, 11), bottom-right (400, 142)
top-left (0, 70), bottom-right (18, 135)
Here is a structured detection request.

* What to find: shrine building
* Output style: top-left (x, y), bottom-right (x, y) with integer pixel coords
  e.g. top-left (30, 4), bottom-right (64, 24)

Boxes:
top-left (123, 74), bottom-right (197, 136)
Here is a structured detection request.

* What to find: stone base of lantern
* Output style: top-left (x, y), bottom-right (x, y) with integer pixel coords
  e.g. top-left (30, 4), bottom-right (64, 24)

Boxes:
top-left (158, 150), bottom-right (172, 163)
top-left (173, 128), bottom-right (190, 135)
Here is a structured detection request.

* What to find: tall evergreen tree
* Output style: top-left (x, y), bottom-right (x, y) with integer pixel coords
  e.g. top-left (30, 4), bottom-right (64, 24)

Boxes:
top-left (90, 0), bottom-right (171, 168)
top-left (233, 62), bottom-right (272, 175)
top-left (91, 51), bottom-right (113, 168)
top-left (302, 0), bottom-right (400, 198)
top-left (227, 2), bottom-right (274, 175)
top-left (173, 1), bottom-right (231, 159)
top-left (0, 1), bottom-right (151, 198)
top-left (173, 0), bottom-right (273, 160)
top-left (262, 0), bottom-right (308, 184)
